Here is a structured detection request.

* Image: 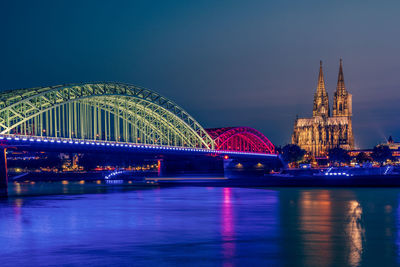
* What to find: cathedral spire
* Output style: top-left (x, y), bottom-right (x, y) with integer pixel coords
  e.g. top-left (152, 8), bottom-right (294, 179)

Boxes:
top-left (313, 60), bottom-right (329, 117)
top-left (317, 60), bottom-right (326, 95)
top-left (336, 58), bottom-right (346, 93)
top-left (333, 58), bottom-right (352, 118)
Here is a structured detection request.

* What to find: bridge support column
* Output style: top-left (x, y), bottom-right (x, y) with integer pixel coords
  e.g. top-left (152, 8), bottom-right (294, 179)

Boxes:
top-left (0, 147), bottom-right (8, 197)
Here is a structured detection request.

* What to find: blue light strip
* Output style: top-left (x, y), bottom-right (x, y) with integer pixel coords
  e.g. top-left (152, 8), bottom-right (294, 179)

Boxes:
top-left (324, 167), bottom-right (354, 177)
top-left (0, 134), bottom-right (277, 157)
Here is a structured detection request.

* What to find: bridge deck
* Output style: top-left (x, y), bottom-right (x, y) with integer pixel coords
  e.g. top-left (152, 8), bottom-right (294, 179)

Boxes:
top-left (0, 134), bottom-right (277, 158)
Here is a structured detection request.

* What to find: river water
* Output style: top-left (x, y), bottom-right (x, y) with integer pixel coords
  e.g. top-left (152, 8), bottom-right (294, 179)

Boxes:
top-left (1, 183), bottom-right (400, 266)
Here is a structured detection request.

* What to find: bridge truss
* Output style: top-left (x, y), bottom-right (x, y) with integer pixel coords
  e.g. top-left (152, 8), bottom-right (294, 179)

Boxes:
top-left (0, 83), bottom-right (214, 149)
top-left (206, 127), bottom-right (275, 154)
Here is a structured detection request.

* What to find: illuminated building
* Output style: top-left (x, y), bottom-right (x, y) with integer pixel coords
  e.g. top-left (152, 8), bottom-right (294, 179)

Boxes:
top-left (292, 60), bottom-right (354, 156)
top-left (385, 136), bottom-right (400, 150)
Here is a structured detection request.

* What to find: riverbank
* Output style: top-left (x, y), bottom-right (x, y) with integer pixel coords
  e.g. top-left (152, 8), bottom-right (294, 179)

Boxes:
top-left (9, 170), bottom-right (400, 190)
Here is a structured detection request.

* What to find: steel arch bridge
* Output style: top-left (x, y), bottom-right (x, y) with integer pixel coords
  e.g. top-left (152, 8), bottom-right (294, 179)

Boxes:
top-left (206, 127), bottom-right (275, 154)
top-left (0, 82), bottom-right (214, 149)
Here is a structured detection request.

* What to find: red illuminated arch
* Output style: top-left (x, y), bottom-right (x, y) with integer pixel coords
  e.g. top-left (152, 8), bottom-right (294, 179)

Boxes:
top-left (206, 127), bottom-right (275, 154)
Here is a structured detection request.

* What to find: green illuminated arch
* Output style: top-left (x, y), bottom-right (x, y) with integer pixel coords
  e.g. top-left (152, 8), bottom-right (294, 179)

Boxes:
top-left (0, 82), bottom-right (214, 149)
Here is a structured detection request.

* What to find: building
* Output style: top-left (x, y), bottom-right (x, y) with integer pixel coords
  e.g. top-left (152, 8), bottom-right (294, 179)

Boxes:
top-left (385, 136), bottom-right (400, 150)
top-left (376, 136), bottom-right (400, 162)
top-left (348, 136), bottom-right (400, 164)
top-left (292, 59), bottom-right (354, 156)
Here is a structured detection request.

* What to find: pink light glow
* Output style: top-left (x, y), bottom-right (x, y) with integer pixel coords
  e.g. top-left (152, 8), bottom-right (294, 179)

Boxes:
top-left (206, 127), bottom-right (275, 154)
top-left (221, 188), bottom-right (235, 261)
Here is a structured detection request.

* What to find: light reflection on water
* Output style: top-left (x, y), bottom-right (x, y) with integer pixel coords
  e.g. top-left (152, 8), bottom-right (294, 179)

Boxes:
top-left (1, 184), bottom-right (400, 266)
top-left (347, 200), bottom-right (364, 267)
top-left (221, 188), bottom-right (235, 262)
top-left (299, 190), bottom-right (333, 266)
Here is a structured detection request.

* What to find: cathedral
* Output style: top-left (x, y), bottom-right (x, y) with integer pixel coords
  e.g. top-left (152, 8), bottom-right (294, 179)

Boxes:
top-left (291, 59), bottom-right (354, 156)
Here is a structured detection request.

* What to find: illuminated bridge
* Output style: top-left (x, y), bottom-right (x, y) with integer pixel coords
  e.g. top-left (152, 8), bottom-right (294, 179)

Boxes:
top-left (0, 82), bottom-right (280, 195)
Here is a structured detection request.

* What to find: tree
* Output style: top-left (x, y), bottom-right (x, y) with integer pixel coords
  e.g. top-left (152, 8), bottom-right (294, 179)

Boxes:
top-left (328, 147), bottom-right (350, 166)
top-left (280, 144), bottom-right (306, 166)
top-left (371, 145), bottom-right (394, 166)
top-left (355, 152), bottom-right (371, 164)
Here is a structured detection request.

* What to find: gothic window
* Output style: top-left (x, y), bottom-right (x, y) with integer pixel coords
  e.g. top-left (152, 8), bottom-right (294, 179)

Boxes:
top-left (339, 103), bottom-right (343, 112)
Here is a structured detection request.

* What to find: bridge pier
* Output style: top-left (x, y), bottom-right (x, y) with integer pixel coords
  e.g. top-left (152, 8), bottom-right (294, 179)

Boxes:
top-left (0, 147), bottom-right (8, 197)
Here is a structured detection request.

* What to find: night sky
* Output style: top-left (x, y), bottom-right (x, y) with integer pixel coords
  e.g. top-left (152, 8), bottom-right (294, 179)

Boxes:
top-left (1, 0), bottom-right (399, 148)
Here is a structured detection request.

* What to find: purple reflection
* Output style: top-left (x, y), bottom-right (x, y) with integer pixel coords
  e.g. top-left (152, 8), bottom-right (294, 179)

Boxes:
top-left (0, 185), bottom-right (283, 266)
top-left (221, 187), bottom-right (235, 262)
top-left (11, 198), bottom-right (23, 240)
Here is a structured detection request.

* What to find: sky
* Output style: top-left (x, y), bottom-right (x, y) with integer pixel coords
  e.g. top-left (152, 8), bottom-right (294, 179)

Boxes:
top-left (1, 0), bottom-right (400, 148)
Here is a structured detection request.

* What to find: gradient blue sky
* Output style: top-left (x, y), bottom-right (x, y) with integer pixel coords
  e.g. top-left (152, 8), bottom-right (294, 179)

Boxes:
top-left (1, 0), bottom-right (400, 148)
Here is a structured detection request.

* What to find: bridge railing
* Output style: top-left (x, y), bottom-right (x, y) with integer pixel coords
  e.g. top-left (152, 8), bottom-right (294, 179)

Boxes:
top-left (0, 134), bottom-right (277, 157)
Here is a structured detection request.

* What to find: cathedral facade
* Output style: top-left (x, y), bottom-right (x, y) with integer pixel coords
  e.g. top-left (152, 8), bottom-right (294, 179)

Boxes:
top-left (291, 59), bottom-right (354, 156)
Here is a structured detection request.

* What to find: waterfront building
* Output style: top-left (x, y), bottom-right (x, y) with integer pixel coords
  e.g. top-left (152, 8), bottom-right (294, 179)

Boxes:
top-left (292, 60), bottom-right (354, 156)
top-left (385, 136), bottom-right (400, 150)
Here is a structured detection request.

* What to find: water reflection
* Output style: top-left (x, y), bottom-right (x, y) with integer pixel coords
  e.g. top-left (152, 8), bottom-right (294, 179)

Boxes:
top-left (397, 197), bottom-right (400, 264)
top-left (346, 200), bottom-right (364, 267)
top-left (11, 198), bottom-right (23, 240)
top-left (2, 185), bottom-right (400, 266)
top-left (221, 188), bottom-right (235, 263)
top-left (299, 190), bottom-right (333, 266)
top-left (14, 182), bottom-right (21, 194)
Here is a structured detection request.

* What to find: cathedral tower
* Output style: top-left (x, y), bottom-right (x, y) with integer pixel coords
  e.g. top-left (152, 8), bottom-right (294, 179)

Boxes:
top-left (333, 59), bottom-right (352, 117)
top-left (332, 59), bottom-right (354, 149)
top-left (312, 61), bottom-right (330, 118)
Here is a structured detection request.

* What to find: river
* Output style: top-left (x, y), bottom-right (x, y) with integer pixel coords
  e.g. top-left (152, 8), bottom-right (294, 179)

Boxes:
top-left (1, 182), bottom-right (399, 266)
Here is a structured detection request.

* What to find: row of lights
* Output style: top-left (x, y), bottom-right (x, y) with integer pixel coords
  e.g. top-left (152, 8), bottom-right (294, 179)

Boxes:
top-left (324, 167), bottom-right (353, 176)
top-left (325, 172), bottom-right (353, 177)
top-left (0, 134), bottom-right (277, 157)
top-left (105, 170), bottom-right (125, 180)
